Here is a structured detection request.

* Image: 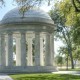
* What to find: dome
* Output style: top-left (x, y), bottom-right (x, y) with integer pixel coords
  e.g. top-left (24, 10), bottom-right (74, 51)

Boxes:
top-left (0, 8), bottom-right (54, 25)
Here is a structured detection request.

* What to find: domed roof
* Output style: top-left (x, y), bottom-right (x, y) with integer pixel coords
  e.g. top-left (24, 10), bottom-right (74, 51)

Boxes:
top-left (0, 8), bottom-right (54, 25)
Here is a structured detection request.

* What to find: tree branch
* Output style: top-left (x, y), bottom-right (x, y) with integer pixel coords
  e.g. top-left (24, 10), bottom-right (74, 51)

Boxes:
top-left (72, 0), bottom-right (80, 12)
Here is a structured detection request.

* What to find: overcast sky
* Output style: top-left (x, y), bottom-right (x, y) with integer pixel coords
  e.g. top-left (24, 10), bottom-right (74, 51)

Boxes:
top-left (0, 0), bottom-right (63, 55)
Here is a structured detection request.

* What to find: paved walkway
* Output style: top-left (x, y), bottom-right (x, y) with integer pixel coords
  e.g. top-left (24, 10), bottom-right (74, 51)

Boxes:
top-left (0, 75), bottom-right (13, 80)
top-left (52, 71), bottom-right (80, 75)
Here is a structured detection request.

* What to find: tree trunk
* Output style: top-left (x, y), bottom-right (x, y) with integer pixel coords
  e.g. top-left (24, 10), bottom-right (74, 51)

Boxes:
top-left (68, 47), bottom-right (74, 69)
top-left (66, 55), bottom-right (68, 70)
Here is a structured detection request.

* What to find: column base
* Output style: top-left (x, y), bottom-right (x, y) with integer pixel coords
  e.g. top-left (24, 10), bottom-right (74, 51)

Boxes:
top-left (0, 66), bottom-right (58, 73)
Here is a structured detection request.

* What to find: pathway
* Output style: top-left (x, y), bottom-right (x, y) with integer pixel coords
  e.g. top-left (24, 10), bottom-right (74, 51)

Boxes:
top-left (0, 75), bottom-right (13, 80)
top-left (52, 71), bottom-right (80, 75)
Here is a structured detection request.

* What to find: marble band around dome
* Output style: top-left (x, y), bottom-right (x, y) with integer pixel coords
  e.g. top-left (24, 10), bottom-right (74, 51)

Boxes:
top-left (0, 17), bottom-right (54, 26)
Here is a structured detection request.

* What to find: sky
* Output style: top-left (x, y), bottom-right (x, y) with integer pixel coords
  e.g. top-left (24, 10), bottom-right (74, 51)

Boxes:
top-left (0, 0), bottom-right (52, 20)
top-left (0, 0), bottom-right (63, 55)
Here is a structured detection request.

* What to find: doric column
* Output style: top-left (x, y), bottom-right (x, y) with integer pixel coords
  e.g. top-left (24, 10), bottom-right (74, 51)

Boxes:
top-left (45, 32), bottom-right (51, 66)
top-left (20, 32), bottom-right (27, 66)
top-left (40, 37), bottom-right (44, 66)
top-left (0, 35), bottom-right (2, 66)
top-left (50, 33), bottom-right (54, 66)
top-left (6, 32), bottom-right (13, 66)
top-left (0, 34), bottom-right (6, 66)
top-left (27, 37), bottom-right (33, 66)
top-left (16, 34), bottom-right (21, 66)
top-left (34, 32), bottom-right (40, 66)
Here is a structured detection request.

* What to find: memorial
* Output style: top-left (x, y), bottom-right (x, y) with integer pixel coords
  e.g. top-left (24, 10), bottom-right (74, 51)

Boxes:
top-left (0, 7), bottom-right (57, 73)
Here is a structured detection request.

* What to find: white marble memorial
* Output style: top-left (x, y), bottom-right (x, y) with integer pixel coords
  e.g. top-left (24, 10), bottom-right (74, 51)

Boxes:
top-left (0, 7), bottom-right (57, 73)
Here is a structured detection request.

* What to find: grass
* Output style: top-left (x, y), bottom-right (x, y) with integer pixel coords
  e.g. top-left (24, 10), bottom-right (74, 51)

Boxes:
top-left (10, 73), bottom-right (80, 80)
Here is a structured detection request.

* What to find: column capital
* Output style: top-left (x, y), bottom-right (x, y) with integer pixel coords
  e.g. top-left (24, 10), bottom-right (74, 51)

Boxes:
top-left (46, 32), bottom-right (50, 35)
top-left (35, 32), bottom-right (40, 35)
top-left (0, 34), bottom-right (5, 37)
top-left (6, 31), bottom-right (13, 35)
top-left (26, 33), bottom-right (35, 39)
top-left (20, 31), bottom-right (26, 34)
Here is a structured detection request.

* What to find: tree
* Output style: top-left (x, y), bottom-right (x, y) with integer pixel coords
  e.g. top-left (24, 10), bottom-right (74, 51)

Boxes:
top-left (72, 0), bottom-right (80, 12)
top-left (0, 0), bottom-right (80, 12)
top-left (50, 0), bottom-right (75, 69)
top-left (15, 0), bottom-right (80, 13)
top-left (58, 46), bottom-right (69, 70)
top-left (73, 46), bottom-right (80, 63)
top-left (72, 15), bottom-right (80, 45)
top-left (50, 0), bottom-right (80, 69)
top-left (56, 55), bottom-right (63, 67)
top-left (57, 0), bottom-right (80, 45)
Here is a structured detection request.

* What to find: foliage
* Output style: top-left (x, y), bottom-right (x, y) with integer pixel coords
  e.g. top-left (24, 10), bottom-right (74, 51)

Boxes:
top-left (59, 0), bottom-right (80, 45)
top-left (14, 0), bottom-right (53, 12)
top-left (56, 0), bottom-right (80, 45)
top-left (72, 0), bottom-right (80, 12)
top-left (73, 46), bottom-right (80, 60)
top-left (53, 0), bottom-right (80, 67)
top-left (15, 0), bottom-right (80, 12)
top-left (10, 74), bottom-right (80, 80)
top-left (72, 23), bottom-right (80, 45)
top-left (15, 0), bottom-right (53, 6)
top-left (58, 46), bottom-right (68, 56)
top-left (57, 46), bottom-right (69, 69)
top-left (0, 0), bottom-right (80, 12)
top-left (50, 0), bottom-right (74, 69)
top-left (56, 55), bottom-right (63, 66)
top-left (50, 0), bottom-right (80, 69)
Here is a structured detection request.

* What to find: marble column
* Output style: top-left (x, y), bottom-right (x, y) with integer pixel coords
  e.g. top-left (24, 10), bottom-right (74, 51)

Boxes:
top-left (0, 34), bottom-right (6, 66)
top-left (40, 37), bottom-right (44, 66)
top-left (16, 35), bottom-right (21, 66)
top-left (45, 32), bottom-right (51, 66)
top-left (50, 33), bottom-right (54, 66)
top-left (6, 32), bottom-right (13, 66)
top-left (34, 32), bottom-right (40, 66)
top-left (20, 32), bottom-right (27, 66)
top-left (27, 37), bottom-right (33, 66)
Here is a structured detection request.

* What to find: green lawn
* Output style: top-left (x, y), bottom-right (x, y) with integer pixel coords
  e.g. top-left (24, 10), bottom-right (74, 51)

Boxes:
top-left (10, 74), bottom-right (80, 80)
